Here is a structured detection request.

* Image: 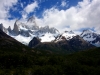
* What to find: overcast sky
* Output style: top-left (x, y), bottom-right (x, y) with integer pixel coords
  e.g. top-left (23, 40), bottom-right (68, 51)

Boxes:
top-left (0, 0), bottom-right (100, 34)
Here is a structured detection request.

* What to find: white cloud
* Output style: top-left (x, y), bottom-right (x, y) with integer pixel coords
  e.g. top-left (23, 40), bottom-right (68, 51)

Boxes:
top-left (1, 0), bottom-right (100, 34)
top-left (0, 0), bottom-right (18, 28)
top-left (61, 0), bottom-right (67, 7)
top-left (24, 1), bottom-right (38, 14)
top-left (36, 0), bottom-right (100, 33)
top-left (0, 19), bottom-right (16, 29)
top-left (22, 1), bottom-right (38, 19)
top-left (21, 3), bottom-right (24, 8)
top-left (0, 0), bottom-right (18, 19)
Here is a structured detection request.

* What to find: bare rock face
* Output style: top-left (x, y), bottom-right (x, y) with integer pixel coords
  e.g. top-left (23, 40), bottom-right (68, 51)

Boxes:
top-left (27, 16), bottom-right (39, 30)
top-left (80, 29), bottom-right (100, 47)
top-left (20, 30), bottom-right (30, 37)
top-left (37, 26), bottom-right (59, 34)
top-left (0, 23), bottom-right (3, 31)
top-left (28, 37), bottom-right (40, 48)
top-left (8, 26), bottom-right (12, 33)
top-left (13, 20), bottom-right (19, 35)
top-left (27, 16), bottom-right (35, 23)
top-left (0, 29), bottom-right (10, 38)
top-left (0, 23), bottom-right (7, 33)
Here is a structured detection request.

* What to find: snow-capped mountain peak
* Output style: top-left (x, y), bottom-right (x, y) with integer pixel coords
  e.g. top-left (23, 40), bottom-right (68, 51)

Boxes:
top-left (65, 30), bottom-right (75, 34)
top-left (0, 23), bottom-right (4, 31)
top-left (80, 29), bottom-right (100, 47)
top-left (37, 25), bottom-right (59, 34)
top-left (27, 16), bottom-right (38, 27)
top-left (0, 16), bottom-right (60, 45)
top-left (13, 20), bottom-right (20, 35)
top-left (81, 29), bottom-right (94, 37)
top-left (0, 23), bottom-right (7, 33)
top-left (39, 32), bottom-right (57, 42)
top-left (27, 16), bottom-right (35, 23)
top-left (55, 30), bottom-right (77, 42)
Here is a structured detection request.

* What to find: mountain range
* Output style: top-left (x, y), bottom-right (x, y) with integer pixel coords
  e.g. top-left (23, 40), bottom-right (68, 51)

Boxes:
top-left (0, 16), bottom-right (100, 53)
top-left (0, 27), bottom-right (32, 54)
top-left (0, 27), bottom-right (100, 74)
top-left (0, 16), bottom-right (100, 74)
top-left (80, 29), bottom-right (100, 47)
top-left (0, 16), bottom-right (59, 45)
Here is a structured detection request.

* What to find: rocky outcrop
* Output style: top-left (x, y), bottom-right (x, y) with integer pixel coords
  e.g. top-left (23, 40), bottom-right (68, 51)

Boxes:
top-left (0, 23), bottom-right (3, 31)
top-left (80, 30), bottom-right (100, 47)
top-left (37, 26), bottom-right (59, 34)
top-left (13, 20), bottom-right (19, 35)
top-left (20, 30), bottom-right (30, 37)
top-left (28, 37), bottom-right (41, 48)
top-left (33, 35), bottom-right (95, 54)
top-left (55, 31), bottom-right (76, 42)
top-left (0, 23), bottom-right (7, 33)
top-left (0, 29), bottom-right (10, 38)
top-left (27, 16), bottom-right (36, 23)
top-left (8, 26), bottom-right (12, 33)
top-left (67, 35), bottom-right (94, 50)
top-left (27, 16), bottom-right (39, 30)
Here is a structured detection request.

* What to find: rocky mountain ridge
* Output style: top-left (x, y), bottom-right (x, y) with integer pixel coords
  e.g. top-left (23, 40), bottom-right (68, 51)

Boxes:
top-left (0, 16), bottom-right (59, 45)
top-left (80, 29), bottom-right (100, 47)
top-left (0, 16), bottom-right (100, 47)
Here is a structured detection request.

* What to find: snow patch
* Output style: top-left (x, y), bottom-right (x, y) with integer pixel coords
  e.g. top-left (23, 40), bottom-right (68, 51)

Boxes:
top-left (39, 33), bottom-right (56, 42)
top-left (11, 35), bottom-right (33, 45)
top-left (62, 32), bottom-right (76, 40)
top-left (81, 29), bottom-right (100, 47)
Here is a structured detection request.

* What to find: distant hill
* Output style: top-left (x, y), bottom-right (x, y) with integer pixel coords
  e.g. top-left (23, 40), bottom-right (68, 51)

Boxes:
top-left (30, 35), bottom-right (95, 54)
top-left (0, 41), bottom-right (100, 75)
top-left (0, 27), bottom-right (100, 75)
top-left (0, 29), bottom-right (32, 54)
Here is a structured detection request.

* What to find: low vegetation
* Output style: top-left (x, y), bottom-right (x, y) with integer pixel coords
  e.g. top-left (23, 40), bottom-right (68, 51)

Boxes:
top-left (0, 47), bottom-right (100, 75)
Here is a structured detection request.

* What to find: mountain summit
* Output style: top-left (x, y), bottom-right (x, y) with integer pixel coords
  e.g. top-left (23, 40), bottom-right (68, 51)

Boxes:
top-left (0, 16), bottom-right (99, 47)
top-left (26, 16), bottom-right (39, 30)
top-left (80, 29), bottom-right (100, 47)
top-left (0, 16), bottom-right (59, 45)
top-left (27, 16), bottom-right (36, 24)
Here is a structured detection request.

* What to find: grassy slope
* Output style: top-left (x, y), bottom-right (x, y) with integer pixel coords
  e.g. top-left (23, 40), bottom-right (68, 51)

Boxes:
top-left (0, 46), bottom-right (100, 75)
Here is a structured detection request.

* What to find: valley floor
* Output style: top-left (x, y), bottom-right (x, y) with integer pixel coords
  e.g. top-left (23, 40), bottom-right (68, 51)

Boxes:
top-left (0, 47), bottom-right (100, 75)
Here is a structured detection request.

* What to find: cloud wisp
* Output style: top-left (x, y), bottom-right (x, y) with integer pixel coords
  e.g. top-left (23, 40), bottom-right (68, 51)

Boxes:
top-left (22, 1), bottom-right (38, 19)
top-left (0, 0), bottom-right (18, 19)
top-left (0, 0), bottom-right (100, 34)
top-left (36, 0), bottom-right (100, 33)
top-left (61, 0), bottom-right (68, 7)
top-left (0, 0), bottom-right (18, 28)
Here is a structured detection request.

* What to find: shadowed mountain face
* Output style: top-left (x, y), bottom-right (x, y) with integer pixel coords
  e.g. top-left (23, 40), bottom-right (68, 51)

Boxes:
top-left (28, 37), bottom-right (41, 48)
top-left (0, 17), bottom-right (59, 45)
top-left (0, 16), bottom-right (98, 55)
top-left (0, 29), bottom-right (31, 53)
top-left (0, 24), bottom-right (95, 54)
top-left (30, 35), bottom-right (95, 54)
top-left (0, 29), bottom-right (10, 38)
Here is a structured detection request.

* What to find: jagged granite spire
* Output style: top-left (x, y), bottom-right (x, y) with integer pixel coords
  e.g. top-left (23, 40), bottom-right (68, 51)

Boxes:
top-left (0, 23), bottom-right (7, 33)
top-left (8, 26), bottom-right (12, 33)
top-left (37, 25), bottom-right (59, 34)
top-left (0, 23), bottom-right (3, 31)
top-left (27, 16), bottom-right (37, 26)
top-left (27, 16), bottom-right (39, 30)
top-left (13, 20), bottom-right (19, 35)
top-left (27, 16), bottom-right (35, 23)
